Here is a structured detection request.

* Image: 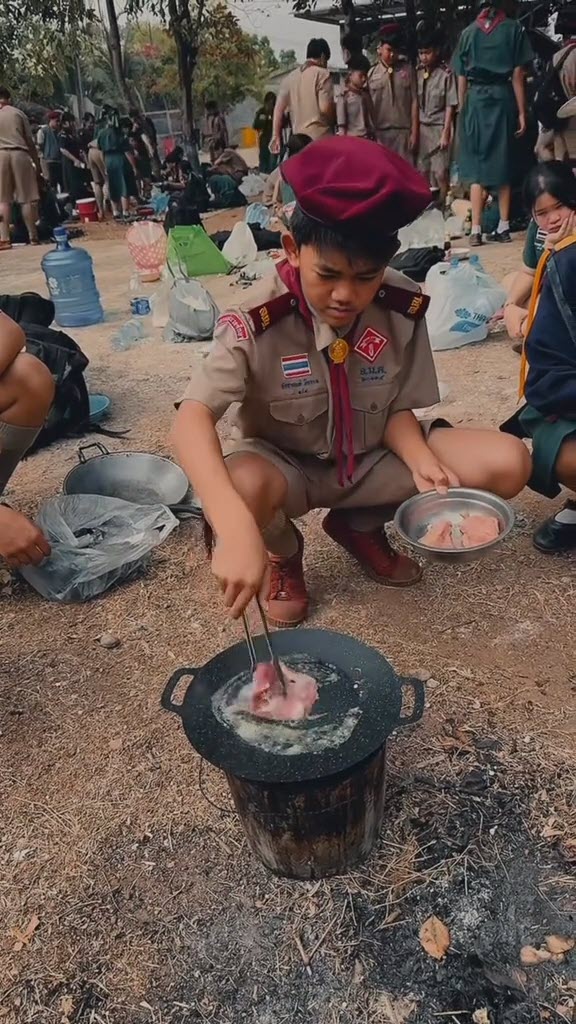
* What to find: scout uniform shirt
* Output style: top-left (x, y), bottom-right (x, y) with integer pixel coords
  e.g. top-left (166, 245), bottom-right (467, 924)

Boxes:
top-left (179, 265), bottom-right (439, 484)
top-left (368, 58), bottom-right (417, 161)
top-left (278, 62), bottom-right (334, 139)
top-left (416, 64), bottom-right (458, 187)
top-left (336, 86), bottom-right (374, 137)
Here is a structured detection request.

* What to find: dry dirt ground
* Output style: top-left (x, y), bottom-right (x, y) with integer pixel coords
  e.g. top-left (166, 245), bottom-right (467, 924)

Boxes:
top-left (0, 208), bottom-right (575, 1024)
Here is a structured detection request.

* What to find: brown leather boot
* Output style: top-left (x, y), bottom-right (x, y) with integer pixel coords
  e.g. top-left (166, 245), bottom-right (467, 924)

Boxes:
top-left (266, 525), bottom-right (309, 628)
top-left (323, 510), bottom-right (423, 586)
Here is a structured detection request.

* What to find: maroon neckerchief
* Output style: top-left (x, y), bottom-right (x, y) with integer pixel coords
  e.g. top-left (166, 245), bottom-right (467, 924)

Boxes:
top-left (476, 6), bottom-right (506, 33)
top-left (276, 259), bottom-right (356, 486)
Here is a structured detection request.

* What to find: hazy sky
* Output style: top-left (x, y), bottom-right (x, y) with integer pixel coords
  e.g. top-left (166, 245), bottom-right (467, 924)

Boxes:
top-left (230, 0), bottom-right (342, 60)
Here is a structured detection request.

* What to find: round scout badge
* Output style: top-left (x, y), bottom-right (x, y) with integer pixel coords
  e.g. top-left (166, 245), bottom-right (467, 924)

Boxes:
top-left (329, 338), bottom-right (349, 364)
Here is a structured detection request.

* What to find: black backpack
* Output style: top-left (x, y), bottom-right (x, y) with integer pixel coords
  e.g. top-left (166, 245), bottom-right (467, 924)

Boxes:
top-left (534, 43), bottom-right (576, 131)
top-left (0, 292), bottom-right (124, 453)
top-left (390, 246), bottom-right (445, 283)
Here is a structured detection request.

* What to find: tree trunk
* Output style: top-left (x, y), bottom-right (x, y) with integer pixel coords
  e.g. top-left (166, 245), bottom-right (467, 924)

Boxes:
top-left (340, 0), bottom-right (355, 33)
top-left (169, 0), bottom-right (201, 171)
top-left (103, 0), bottom-right (132, 109)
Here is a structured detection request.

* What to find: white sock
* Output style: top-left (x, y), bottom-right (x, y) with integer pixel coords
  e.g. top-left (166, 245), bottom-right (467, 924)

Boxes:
top-left (472, 225), bottom-right (482, 235)
top-left (555, 505), bottom-right (576, 524)
top-left (498, 220), bottom-right (510, 233)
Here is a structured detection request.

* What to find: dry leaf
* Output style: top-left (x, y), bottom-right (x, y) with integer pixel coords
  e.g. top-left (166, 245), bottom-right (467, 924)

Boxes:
top-left (108, 737), bottom-right (123, 751)
top-left (12, 914), bottom-right (39, 951)
top-left (545, 935), bottom-right (575, 955)
top-left (369, 992), bottom-right (416, 1024)
top-left (555, 1004), bottom-right (574, 1022)
top-left (419, 915), bottom-right (450, 960)
top-left (520, 945), bottom-right (551, 966)
top-left (472, 1010), bottom-right (490, 1024)
top-left (60, 994), bottom-right (74, 1019)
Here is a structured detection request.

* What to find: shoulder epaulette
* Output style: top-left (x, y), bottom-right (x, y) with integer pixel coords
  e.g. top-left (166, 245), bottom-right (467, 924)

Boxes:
top-left (375, 284), bottom-right (429, 320)
top-left (247, 292), bottom-right (299, 335)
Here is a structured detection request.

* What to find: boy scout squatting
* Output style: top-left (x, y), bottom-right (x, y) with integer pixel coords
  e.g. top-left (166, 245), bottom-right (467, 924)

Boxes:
top-left (173, 137), bottom-right (531, 628)
top-left (0, 311), bottom-right (54, 567)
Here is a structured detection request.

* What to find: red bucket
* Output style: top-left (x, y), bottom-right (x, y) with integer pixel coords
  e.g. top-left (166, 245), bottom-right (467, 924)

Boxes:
top-left (76, 197), bottom-right (99, 223)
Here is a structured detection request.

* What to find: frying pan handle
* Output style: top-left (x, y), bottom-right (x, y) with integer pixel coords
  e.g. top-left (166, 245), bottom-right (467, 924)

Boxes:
top-left (397, 677), bottom-right (426, 727)
top-left (78, 441), bottom-right (110, 463)
top-left (161, 667), bottom-right (197, 717)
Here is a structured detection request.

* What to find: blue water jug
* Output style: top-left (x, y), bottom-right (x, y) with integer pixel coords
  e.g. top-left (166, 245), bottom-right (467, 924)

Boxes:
top-left (41, 228), bottom-right (104, 328)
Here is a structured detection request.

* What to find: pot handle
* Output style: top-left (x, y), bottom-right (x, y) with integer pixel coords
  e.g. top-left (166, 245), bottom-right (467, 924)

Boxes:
top-left (161, 667), bottom-right (197, 716)
top-left (168, 503), bottom-right (204, 520)
top-left (78, 441), bottom-right (110, 463)
top-left (397, 677), bottom-right (425, 727)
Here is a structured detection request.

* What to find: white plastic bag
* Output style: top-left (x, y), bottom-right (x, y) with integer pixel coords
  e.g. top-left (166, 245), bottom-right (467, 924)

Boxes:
top-left (239, 173), bottom-right (267, 199)
top-left (424, 257), bottom-right (506, 350)
top-left (20, 495), bottom-right (178, 602)
top-left (222, 222), bottom-right (258, 268)
top-left (165, 277), bottom-right (219, 342)
top-left (398, 208), bottom-right (445, 252)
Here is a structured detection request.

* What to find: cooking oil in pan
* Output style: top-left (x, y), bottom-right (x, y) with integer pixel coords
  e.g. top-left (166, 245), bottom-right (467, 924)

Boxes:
top-left (211, 654), bottom-right (363, 757)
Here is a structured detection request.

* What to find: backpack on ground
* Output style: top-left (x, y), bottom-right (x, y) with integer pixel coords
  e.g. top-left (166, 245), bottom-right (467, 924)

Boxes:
top-left (534, 43), bottom-right (576, 131)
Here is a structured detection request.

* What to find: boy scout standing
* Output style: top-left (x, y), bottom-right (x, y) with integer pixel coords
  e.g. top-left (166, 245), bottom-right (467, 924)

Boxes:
top-left (417, 31), bottom-right (458, 203)
top-left (368, 28), bottom-right (419, 163)
top-left (173, 136), bottom-right (531, 627)
top-left (336, 54), bottom-right (375, 138)
top-left (271, 38), bottom-right (335, 154)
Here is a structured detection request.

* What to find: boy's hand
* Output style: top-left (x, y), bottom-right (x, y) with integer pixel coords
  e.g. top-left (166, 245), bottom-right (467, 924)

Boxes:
top-left (440, 129), bottom-right (451, 150)
top-left (411, 452), bottom-right (460, 494)
top-left (211, 516), bottom-right (269, 618)
top-left (503, 302), bottom-right (528, 340)
top-left (0, 506), bottom-right (51, 567)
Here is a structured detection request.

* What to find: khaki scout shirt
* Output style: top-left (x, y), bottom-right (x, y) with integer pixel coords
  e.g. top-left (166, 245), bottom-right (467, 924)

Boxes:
top-left (336, 87), bottom-right (374, 137)
top-left (179, 268), bottom-right (439, 461)
top-left (279, 62), bottom-right (334, 139)
top-left (417, 65), bottom-right (458, 126)
top-left (368, 59), bottom-right (417, 131)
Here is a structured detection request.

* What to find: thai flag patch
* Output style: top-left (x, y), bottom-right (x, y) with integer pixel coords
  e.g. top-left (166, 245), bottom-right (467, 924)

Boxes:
top-left (281, 353), bottom-right (311, 379)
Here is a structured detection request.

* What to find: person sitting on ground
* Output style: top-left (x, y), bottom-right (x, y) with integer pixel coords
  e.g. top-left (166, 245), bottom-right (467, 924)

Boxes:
top-left (336, 54), bottom-right (374, 139)
top-left (0, 311), bottom-right (54, 568)
top-left (0, 85), bottom-right (41, 250)
top-left (172, 136), bottom-right (531, 626)
top-left (501, 190), bottom-right (576, 552)
top-left (503, 161), bottom-right (576, 350)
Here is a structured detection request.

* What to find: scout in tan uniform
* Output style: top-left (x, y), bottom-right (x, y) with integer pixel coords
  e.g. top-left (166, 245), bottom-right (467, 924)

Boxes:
top-left (336, 54), bottom-right (375, 138)
top-left (271, 38), bottom-right (334, 152)
top-left (417, 31), bottom-right (458, 202)
top-left (0, 310), bottom-right (54, 566)
top-left (173, 136), bottom-right (531, 626)
top-left (368, 29), bottom-right (419, 163)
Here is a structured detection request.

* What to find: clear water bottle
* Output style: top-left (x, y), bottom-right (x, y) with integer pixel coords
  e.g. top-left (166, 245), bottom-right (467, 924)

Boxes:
top-left (111, 318), bottom-right (148, 351)
top-left (129, 272), bottom-right (151, 316)
top-left (41, 228), bottom-right (104, 328)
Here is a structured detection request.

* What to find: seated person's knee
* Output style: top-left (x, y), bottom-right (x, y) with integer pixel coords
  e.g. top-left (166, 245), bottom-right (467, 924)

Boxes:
top-left (490, 435), bottom-right (531, 497)
top-left (3, 352), bottom-right (55, 421)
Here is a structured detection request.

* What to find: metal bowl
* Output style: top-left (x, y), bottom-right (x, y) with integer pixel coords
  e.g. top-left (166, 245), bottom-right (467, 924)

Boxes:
top-left (393, 488), bottom-right (515, 564)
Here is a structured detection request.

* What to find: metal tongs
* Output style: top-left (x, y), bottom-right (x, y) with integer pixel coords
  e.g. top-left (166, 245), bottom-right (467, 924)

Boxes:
top-left (242, 597), bottom-right (287, 697)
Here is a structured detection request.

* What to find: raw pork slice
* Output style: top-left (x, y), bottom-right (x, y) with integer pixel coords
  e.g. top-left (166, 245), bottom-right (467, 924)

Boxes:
top-left (250, 661), bottom-right (318, 720)
top-left (421, 513), bottom-right (501, 550)
top-left (460, 514), bottom-right (500, 547)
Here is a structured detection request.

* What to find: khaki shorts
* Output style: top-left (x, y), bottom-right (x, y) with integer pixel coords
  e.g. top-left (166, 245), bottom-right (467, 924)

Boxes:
top-left (375, 128), bottom-right (413, 164)
top-left (226, 419), bottom-right (447, 520)
top-left (0, 149), bottom-right (39, 205)
top-left (418, 124), bottom-right (450, 189)
top-left (88, 148), bottom-right (106, 186)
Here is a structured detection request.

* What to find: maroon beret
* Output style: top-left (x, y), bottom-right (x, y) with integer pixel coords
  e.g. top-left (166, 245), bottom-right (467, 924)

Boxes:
top-left (281, 136), bottom-right (432, 235)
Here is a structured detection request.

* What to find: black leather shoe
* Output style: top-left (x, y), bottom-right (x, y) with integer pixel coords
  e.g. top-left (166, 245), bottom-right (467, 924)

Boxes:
top-left (469, 232), bottom-right (483, 247)
top-left (488, 229), bottom-right (512, 243)
top-left (533, 501), bottom-right (576, 553)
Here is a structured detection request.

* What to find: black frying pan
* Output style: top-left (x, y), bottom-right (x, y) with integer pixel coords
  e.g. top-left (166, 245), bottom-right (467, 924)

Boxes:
top-left (161, 628), bottom-right (424, 784)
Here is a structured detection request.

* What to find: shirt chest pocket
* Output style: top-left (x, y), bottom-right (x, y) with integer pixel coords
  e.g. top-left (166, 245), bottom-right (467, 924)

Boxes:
top-left (268, 394), bottom-right (329, 453)
top-left (351, 384), bottom-right (397, 452)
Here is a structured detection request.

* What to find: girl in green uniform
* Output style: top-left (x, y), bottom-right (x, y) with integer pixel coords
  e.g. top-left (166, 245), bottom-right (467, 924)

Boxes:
top-left (452, 0), bottom-right (533, 246)
top-left (96, 108), bottom-right (133, 220)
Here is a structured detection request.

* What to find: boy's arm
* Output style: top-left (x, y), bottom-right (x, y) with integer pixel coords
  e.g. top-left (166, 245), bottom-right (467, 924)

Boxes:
top-left (172, 317), bottom-right (268, 616)
top-left (409, 69), bottom-right (419, 153)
